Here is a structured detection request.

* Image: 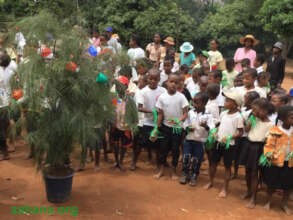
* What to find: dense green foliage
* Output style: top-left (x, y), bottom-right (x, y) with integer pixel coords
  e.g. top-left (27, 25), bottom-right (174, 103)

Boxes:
top-left (1, 0), bottom-right (293, 56)
top-left (259, 0), bottom-right (293, 57)
top-left (9, 11), bottom-right (121, 171)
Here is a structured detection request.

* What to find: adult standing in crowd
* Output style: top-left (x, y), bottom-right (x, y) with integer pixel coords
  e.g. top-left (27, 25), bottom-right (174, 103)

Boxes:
top-left (266, 42), bottom-right (286, 89)
top-left (127, 34), bottom-right (145, 81)
top-left (161, 37), bottom-right (175, 62)
top-left (234, 34), bottom-right (258, 72)
top-left (208, 40), bottom-right (223, 70)
top-left (146, 33), bottom-right (164, 68)
top-left (105, 27), bottom-right (121, 53)
top-left (179, 42), bottom-right (196, 74)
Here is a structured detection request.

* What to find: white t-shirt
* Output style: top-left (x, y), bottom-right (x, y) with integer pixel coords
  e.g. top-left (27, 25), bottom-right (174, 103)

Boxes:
top-left (0, 67), bottom-right (11, 108)
top-left (7, 60), bottom-right (18, 73)
top-left (159, 70), bottom-right (169, 86)
top-left (216, 85), bottom-right (225, 107)
top-left (134, 88), bottom-right (144, 127)
top-left (184, 110), bottom-right (215, 142)
top-left (156, 91), bottom-right (189, 127)
top-left (137, 86), bottom-right (166, 126)
top-left (185, 77), bottom-right (199, 98)
top-left (206, 99), bottom-right (220, 125)
top-left (208, 50), bottom-right (223, 67)
top-left (217, 111), bottom-right (244, 146)
top-left (248, 119), bottom-right (274, 142)
top-left (127, 47), bottom-right (145, 82)
top-left (240, 107), bottom-right (252, 137)
top-left (236, 86), bottom-right (267, 105)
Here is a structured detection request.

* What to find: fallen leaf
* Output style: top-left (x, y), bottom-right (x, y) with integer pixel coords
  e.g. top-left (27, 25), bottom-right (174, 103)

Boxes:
top-left (11, 196), bottom-right (24, 201)
top-left (115, 209), bottom-right (123, 216)
top-left (180, 208), bottom-right (189, 213)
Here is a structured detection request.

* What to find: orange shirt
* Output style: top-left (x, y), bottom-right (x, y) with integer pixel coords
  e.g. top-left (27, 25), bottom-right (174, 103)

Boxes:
top-left (264, 126), bottom-right (293, 168)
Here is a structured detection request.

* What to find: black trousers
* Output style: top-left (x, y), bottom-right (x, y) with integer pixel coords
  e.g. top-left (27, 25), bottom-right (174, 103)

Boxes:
top-left (0, 107), bottom-right (10, 154)
top-left (159, 125), bottom-right (182, 167)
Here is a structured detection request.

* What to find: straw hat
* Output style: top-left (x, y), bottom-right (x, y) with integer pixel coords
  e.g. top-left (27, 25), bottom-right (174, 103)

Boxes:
top-left (180, 42), bottom-right (194, 53)
top-left (240, 34), bottom-right (259, 46)
top-left (164, 37), bottom-right (175, 46)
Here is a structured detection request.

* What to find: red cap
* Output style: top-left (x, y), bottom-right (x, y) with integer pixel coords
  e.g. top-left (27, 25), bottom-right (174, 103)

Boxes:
top-left (118, 76), bottom-right (129, 86)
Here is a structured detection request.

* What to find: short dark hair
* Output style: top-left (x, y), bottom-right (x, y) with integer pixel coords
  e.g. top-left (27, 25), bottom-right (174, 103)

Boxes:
top-left (257, 72), bottom-right (270, 80)
top-left (243, 68), bottom-right (257, 79)
top-left (130, 34), bottom-right (141, 46)
top-left (194, 92), bottom-right (209, 105)
top-left (278, 105), bottom-right (293, 122)
top-left (119, 65), bottom-right (132, 79)
top-left (271, 90), bottom-right (289, 104)
top-left (252, 98), bottom-right (275, 115)
top-left (225, 58), bottom-right (235, 69)
top-left (0, 54), bottom-right (11, 68)
top-left (241, 58), bottom-right (251, 66)
top-left (211, 70), bottom-right (222, 80)
top-left (246, 91), bottom-right (260, 102)
top-left (256, 53), bottom-right (265, 65)
top-left (207, 83), bottom-right (220, 99)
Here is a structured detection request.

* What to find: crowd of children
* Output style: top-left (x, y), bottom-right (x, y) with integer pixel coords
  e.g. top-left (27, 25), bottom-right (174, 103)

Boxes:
top-left (1, 31), bottom-right (293, 215)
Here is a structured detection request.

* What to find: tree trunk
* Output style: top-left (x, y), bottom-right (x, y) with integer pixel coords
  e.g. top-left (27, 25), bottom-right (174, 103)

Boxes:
top-left (282, 38), bottom-right (293, 59)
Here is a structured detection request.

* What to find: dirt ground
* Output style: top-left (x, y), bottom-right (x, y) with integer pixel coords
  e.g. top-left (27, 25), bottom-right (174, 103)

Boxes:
top-left (0, 64), bottom-right (293, 220)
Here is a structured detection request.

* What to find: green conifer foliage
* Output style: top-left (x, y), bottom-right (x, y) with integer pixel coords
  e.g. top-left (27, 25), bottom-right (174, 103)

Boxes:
top-left (9, 11), bottom-right (123, 174)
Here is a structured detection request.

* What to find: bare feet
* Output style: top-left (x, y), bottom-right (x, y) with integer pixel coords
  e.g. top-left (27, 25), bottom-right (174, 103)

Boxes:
top-left (94, 165), bottom-right (101, 172)
top-left (25, 153), bottom-right (33, 160)
top-left (230, 174), bottom-right (238, 180)
top-left (218, 190), bottom-right (227, 198)
top-left (203, 182), bottom-right (213, 190)
top-left (263, 202), bottom-right (270, 211)
top-left (171, 168), bottom-right (178, 181)
top-left (241, 193), bottom-right (252, 200)
top-left (282, 205), bottom-right (292, 216)
top-left (130, 164), bottom-right (136, 171)
top-left (153, 167), bottom-right (164, 179)
top-left (246, 199), bottom-right (256, 209)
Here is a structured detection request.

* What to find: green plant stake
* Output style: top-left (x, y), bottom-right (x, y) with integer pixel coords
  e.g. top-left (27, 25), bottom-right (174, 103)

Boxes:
top-left (225, 135), bottom-right (232, 150)
top-left (247, 115), bottom-right (257, 128)
top-left (259, 152), bottom-right (273, 167)
top-left (150, 109), bottom-right (163, 141)
top-left (206, 128), bottom-right (217, 150)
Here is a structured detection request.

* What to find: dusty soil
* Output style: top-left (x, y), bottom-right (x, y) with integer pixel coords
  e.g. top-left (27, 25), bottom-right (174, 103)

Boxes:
top-left (0, 64), bottom-right (293, 220)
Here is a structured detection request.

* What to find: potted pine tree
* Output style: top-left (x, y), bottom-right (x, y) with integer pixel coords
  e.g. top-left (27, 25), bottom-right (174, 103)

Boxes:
top-left (8, 12), bottom-right (120, 203)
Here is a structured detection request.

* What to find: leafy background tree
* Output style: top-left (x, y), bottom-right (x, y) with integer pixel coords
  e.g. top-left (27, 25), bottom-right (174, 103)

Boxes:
top-left (259, 0), bottom-right (293, 58)
top-left (0, 0), bottom-right (292, 58)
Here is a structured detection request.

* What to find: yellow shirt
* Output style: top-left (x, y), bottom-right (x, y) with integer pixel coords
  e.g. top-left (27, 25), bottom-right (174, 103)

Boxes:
top-left (146, 43), bottom-right (164, 62)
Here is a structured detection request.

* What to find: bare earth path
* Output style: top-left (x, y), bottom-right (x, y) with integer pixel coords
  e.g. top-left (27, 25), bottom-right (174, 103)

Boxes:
top-left (0, 65), bottom-right (293, 220)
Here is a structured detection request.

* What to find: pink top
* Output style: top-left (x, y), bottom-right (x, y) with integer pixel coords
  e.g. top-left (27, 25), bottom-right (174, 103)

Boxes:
top-left (233, 47), bottom-right (256, 72)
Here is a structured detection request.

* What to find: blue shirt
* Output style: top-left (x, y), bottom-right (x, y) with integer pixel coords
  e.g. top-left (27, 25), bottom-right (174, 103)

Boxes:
top-left (180, 52), bottom-right (196, 74)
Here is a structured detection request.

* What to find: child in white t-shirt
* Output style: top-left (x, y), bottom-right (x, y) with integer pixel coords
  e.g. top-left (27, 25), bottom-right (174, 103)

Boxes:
top-left (185, 68), bottom-right (200, 98)
top-left (243, 98), bottom-right (274, 209)
top-left (159, 58), bottom-right (174, 86)
top-left (208, 70), bottom-right (225, 109)
top-left (206, 83), bottom-right (220, 125)
top-left (205, 90), bottom-right (244, 198)
top-left (233, 91), bottom-right (260, 179)
top-left (153, 73), bottom-right (189, 180)
top-left (236, 68), bottom-right (267, 105)
top-left (180, 92), bottom-right (215, 186)
top-left (257, 72), bottom-right (270, 96)
top-left (132, 69), bottom-right (166, 171)
top-left (269, 89), bottom-right (288, 125)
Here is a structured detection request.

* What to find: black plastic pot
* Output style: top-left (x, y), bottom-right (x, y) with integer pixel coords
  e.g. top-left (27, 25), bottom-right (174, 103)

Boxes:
top-left (43, 169), bottom-right (74, 203)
